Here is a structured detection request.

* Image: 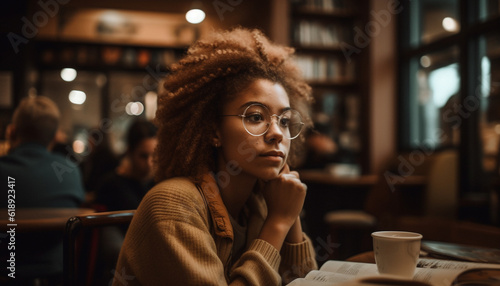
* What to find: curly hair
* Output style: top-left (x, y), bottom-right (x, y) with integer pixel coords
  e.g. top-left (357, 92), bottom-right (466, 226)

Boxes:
top-left (154, 28), bottom-right (313, 183)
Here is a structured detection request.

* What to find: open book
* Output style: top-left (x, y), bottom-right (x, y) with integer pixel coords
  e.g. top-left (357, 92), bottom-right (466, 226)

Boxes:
top-left (421, 241), bottom-right (500, 264)
top-left (287, 258), bottom-right (500, 286)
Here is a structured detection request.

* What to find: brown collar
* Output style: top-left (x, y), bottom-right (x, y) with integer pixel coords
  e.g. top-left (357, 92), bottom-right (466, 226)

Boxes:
top-left (198, 173), bottom-right (233, 239)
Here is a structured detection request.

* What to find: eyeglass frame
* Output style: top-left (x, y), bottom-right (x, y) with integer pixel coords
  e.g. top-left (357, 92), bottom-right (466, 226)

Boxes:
top-left (221, 103), bottom-right (305, 140)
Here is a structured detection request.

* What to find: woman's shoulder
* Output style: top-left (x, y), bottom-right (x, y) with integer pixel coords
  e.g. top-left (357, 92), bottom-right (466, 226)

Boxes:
top-left (140, 177), bottom-right (207, 213)
top-left (126, 177), bottom-right (212, 246)
top-left (149, 176), bottom-right (201, 195)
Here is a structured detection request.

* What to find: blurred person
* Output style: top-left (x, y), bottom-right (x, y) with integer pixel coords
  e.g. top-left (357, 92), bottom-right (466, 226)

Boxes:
top-left (440, 93), bottom-right (460, 148)
top-left (113, 28), bottom-right (317, 285)
top-left (81, 131), bottom-right (119, 193)
top-left (0, 96), bottom-right (85, 284)
top-left (92, 119), bottom-right (157, 285)
top-left (0, 96), bottom-right (85, 207)
top-left (95, 119), bottom-right (157, 211)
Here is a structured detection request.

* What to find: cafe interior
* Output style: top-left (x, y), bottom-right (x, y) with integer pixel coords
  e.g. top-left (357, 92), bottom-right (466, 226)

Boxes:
top-left (1, 0), bottom-right (500, 285)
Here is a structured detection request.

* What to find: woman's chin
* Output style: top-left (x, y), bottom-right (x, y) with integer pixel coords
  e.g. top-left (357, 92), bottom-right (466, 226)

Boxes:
top-left (256, 170), bottom-right (281, 181)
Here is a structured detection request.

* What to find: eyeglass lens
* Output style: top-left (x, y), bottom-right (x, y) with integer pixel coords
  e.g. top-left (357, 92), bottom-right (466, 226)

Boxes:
top-left (242, 104), bottom-right (303, 139)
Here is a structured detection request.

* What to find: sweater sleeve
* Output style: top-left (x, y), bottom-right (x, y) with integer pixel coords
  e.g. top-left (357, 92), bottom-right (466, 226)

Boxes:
top-left (229, 239), bottom-right (281, 285)
top-left (113, 179), bottom-right (283, 286)
top-left (279, 234), bottom-right (318, 284)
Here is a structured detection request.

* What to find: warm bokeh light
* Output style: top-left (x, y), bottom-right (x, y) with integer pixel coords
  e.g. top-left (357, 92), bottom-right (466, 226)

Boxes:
top-left (96, 73), bottom-right (107, 87)
top-left (100, 10), bottom-right (125, 25)
top-left (420, 55), bottom-right (431, 68)
top-left (186, 9), bottom-right (205, 24)
top-left (72, 139), bottom-right (86, 154)
top-left (68, 90), bottom-right (86, 105)
top-left (442, 17), bottom-right (459, 32)
top-left (61, 68), bottom-right (77, 82)
top-left (125, 101), bottom-right (144, 116)
top-left (495, 124), bottom-right (500, 135)
top-left (145, 91), bottom-right (157, 120)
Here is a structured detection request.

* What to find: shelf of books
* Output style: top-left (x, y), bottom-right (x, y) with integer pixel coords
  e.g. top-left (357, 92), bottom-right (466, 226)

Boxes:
top-left (34, 40), bottom-right (187, 72)
top-left (290, 0), bottom-right (366, 170)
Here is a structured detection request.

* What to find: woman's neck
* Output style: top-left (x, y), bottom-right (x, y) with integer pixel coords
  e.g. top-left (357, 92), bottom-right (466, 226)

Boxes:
top-left (216, 170), bottom-right (256, 219)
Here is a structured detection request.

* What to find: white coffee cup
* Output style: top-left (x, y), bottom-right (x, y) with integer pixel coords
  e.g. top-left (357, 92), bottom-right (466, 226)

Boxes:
top-left (371, 231), bottom-right (422, 278)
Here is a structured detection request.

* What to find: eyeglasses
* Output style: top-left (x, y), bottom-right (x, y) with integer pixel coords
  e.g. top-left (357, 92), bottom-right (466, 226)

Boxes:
top-left (222, 103), bottom-right (304, 139)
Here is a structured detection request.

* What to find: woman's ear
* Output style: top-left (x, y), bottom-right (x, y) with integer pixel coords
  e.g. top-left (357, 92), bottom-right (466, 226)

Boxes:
top-left (213, 134), bottom-right (221, 148)
top-left (212, 125), bottom-right (222, 148)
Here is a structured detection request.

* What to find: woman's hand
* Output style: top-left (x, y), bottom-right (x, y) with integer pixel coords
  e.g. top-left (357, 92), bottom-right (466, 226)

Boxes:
top-left (258, 164), bottom-right (307, 250)
top-left (262, 164), bottom-right (306, 228)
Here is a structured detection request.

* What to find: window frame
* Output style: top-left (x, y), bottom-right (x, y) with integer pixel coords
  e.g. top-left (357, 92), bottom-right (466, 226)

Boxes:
top-left (397, 0), bottom-right (500, 205)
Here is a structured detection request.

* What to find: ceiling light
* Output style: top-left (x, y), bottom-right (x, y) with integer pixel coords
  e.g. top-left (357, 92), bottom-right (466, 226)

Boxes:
top-left (61, 68), bottom-right (77, 82)
top-left (101, 10), bottom-right (125, 25)
top-left (69, 90), bottom-right (86, 105)
top-left (442, 17), bottom-right (459, 32)
top-left (186, 8), bottom-right (205, 24)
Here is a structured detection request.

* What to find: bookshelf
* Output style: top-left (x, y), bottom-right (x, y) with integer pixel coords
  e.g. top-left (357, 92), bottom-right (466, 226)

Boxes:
top-left (34, 40), bottom-right (187, 72)
top-left (290, 0), bottom-right (368, 171)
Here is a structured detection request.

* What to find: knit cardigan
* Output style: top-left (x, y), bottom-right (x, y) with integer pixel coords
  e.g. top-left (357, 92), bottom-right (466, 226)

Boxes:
top-left (113, 173), bottom-right (317, 285)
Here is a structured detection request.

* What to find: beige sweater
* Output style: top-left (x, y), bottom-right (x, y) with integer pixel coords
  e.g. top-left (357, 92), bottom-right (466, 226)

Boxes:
top-left (113, 174), bottom-right (317, 285)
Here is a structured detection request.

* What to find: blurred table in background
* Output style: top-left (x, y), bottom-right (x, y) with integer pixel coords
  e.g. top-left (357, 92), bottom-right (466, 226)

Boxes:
top-left (299, 170), bottom-right (426, 189)
top-left (298, 170), bottom-right (427, 263)
top-left (299, 170), bottom-right (378, 187)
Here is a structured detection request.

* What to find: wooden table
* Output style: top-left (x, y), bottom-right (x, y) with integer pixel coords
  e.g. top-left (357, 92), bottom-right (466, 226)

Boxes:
top-left (0, 208), bottom-right (95, 232)
top-left (347, 251), bottom-right (376, 264)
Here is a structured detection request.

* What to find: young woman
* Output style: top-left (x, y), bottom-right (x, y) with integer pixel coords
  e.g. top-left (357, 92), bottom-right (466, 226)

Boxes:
top-left (114, 28), bottom-right (318, 285)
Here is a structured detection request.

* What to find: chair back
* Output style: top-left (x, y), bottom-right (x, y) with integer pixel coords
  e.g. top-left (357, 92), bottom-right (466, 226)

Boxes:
top-left (64, 210), bottom-right (135, 286)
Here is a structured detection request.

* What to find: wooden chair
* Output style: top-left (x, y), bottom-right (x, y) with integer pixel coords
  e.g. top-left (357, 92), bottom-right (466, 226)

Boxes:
top-left (63, 210), bottom-right (135, 286)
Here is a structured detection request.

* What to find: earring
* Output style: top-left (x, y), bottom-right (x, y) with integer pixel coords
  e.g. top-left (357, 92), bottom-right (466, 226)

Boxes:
top-left (213, 139), bottom-right (220, 148)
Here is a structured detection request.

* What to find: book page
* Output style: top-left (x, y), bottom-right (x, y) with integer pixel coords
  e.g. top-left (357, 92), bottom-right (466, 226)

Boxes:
top-left (304, 270), bottom-right (433, 285)
top-left (288, 259), bottom-right (500, 286)
top-left (421, 241), bottom-right (500, 263)
top-left (304, 270), bottom-right (360, 283)
top-left (414, 259), bottom-right (500, 286)
top-left (288, 273), bottom-right (432, 286)
top-left (287, 278), bottom-right (336, 286)
top-left (318, 260), bottom-right (379, 278)
top-left (318, 261), bottom-right (459, 286)
top-left (417, 258), bottom-right (500, 270)
top-left (412, 267), bottom-right (463, 286)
